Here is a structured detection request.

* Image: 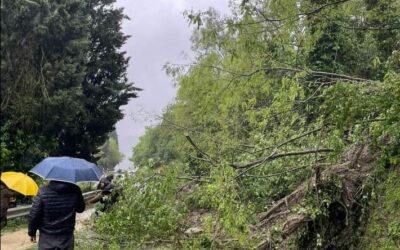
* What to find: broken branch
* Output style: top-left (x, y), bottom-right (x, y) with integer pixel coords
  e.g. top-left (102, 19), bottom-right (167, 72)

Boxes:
top-left (234, 148), bottom-right (334, 179)
top-left (185, 133), bottom-right (217, 165)
top-left (232, 148), bottom-right (334, 169)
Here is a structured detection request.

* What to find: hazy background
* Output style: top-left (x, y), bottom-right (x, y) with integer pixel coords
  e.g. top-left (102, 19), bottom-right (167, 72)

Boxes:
top-left (114, 0), bottom-right (231, 170)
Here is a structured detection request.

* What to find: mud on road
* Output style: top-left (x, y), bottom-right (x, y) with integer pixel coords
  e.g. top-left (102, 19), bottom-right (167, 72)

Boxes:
top-left (0, 208), bottom-right (94, 250)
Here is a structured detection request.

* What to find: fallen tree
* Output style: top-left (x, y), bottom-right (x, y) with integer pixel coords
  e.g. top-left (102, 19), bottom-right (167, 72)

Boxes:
top-left (256, 144), bottom-right (380, 249)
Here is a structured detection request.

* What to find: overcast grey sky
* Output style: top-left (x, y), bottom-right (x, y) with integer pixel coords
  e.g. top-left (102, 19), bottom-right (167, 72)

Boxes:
top-left (114, 0), bottom-right (231, 169)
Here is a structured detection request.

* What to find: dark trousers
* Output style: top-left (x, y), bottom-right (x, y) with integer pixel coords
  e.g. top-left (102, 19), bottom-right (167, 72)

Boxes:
top-left (38, 232), bottom-right (74, 250)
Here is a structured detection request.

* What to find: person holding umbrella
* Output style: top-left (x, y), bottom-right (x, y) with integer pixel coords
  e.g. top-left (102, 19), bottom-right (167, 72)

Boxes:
top-left (28, 156), bottom-right (102, 250)
top-left (1, 172), bottom-right (39, 229)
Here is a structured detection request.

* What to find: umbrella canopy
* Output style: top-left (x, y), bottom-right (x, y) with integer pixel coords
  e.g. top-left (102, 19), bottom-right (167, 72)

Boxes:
top-left (1, 172), bottom-right (39, 196)
top-left (30, 156), bottom-right (102, 184)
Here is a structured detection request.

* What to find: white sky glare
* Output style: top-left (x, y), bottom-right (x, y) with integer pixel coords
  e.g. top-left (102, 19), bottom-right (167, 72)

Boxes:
top-left (115, 0), bottom-right (231, 169)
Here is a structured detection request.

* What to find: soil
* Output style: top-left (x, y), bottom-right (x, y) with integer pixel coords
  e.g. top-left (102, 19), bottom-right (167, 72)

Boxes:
top-left (0, 208), bottom-right (94, 250)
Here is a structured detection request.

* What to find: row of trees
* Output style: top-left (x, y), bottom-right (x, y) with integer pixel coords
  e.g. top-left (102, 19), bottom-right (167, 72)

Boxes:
top-left (94, 0), bottom-right (399, 248)
top-left (133, 0), bottom-right (399, 169)
top-left (1, 0), bottom-right (136, 172)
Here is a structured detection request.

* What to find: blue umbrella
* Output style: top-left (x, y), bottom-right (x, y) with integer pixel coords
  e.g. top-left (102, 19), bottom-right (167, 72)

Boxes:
top-left (30, 157), bottom-right (103, 184)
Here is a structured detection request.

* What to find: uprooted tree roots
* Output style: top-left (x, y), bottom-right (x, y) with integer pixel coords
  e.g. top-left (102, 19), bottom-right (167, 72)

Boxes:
top-left (256, 145), bottom-right (380, 249)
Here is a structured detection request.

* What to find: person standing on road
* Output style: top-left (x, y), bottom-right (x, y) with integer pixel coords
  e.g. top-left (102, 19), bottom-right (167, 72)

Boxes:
top-left (0, 181), bottom-right (17, 230)
top-left (89, 174), bottom-right (122, 214)
top-left (89, 174), bottom-right (114, 204)
top-left (28, 180), bottom-right (85, 250)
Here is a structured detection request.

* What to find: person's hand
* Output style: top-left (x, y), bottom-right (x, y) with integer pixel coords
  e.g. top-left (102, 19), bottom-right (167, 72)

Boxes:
top-left (30, 235), bottom-right (36, 243)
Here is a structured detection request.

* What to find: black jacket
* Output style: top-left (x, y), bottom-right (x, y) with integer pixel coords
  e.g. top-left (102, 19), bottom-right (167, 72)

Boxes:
top-left (28, 181), bottom-right (85, 236)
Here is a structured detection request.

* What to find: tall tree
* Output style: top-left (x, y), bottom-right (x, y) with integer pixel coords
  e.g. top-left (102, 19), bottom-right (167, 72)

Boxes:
top-left (0, 0), bottom-right (139, 171)
top-left (1, 0), bottom-right (90, 171)
top-left (57, 0), bottom-right (140, 160)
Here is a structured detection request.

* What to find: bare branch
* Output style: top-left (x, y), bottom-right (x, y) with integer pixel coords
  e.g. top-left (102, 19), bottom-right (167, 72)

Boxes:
top-left (335, 22), bottom-right (400, 31)
top-left (254, 126), bottom-right (326, 154)
top-left (242, 163), bottom-right (330, 179)
top-left (146, 173), bottom-right (211, 184)
top-left (241, 165), bottom-right (309, 178)
top-left (176, 176), bottom-right (211, 183)
top-left (247, 0), bottom-right (350, 24)
top-left (308, 69), bottom-right (378, 83)
top-left (233, 148), bottom-right (334, 179)
top-left (276, 127), bottom-right (325, 149)
top-left (189, 154), bottom-right (213, 163)
top-left (206, 65), bottom-right (379, 83)
top-left (301, 0), bottom-right (350, 17)
top-left (232, 148), bottom-right (334, 169)
top-left (185, 133), bottom-right (217, 165)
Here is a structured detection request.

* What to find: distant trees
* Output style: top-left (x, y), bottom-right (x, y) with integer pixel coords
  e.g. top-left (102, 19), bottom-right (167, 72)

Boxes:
top-left (131, 107), bottom-right (183, 168)
top-left (0, 0), bottom-right (139, 172)
top-left (97, 131), bottom-right (123, 172)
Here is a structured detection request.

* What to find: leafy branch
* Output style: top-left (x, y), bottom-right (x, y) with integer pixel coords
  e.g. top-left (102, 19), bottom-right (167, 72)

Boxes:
top-left (241, 163), bottom-right (330, 179)
top-left (184, 133), bottom-right (218, 165)
top-left (206, 65), bottom-right (380, 83)
top-left (232, 148), bottom-right (334, 169)
top-left (249, 0), bottom-right (351, 23)
top-left (234, 148), bottom-right (334, 179)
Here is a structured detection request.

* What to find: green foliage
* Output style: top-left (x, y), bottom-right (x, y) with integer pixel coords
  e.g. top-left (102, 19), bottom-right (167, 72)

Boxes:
top-left (0, 0), bottom-right (394, 249)
top-left (0, 216), bottom-right (28, 233)
top-left (61, 0), bottom-right (140, 160)
top-left (97, 131), bottom-right (123, 172)
top-left (95, 166), bottom-right (187, 246)
top-left (131, 108), bottom-right (184, 168)
top-left (121, 0), bottom-right (400, 247)
top-left (197, 165), bottom-right (255, 248)
top-left (361, 170), bottom-right (400, 249)
top-left (0, 0), bottom-right (138, 172)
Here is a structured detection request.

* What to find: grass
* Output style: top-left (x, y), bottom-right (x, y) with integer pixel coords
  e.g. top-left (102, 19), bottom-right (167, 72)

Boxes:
top-left (1, 216), bottom-right (27, 234)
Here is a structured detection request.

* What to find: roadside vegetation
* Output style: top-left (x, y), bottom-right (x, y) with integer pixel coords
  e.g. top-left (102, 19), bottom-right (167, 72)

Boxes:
top-left (1, 0), bottom-right (398, 249)
top-left (0, 217), bottom-right (27, 234)
top-left (91, 0), bottom-right (400, 249)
